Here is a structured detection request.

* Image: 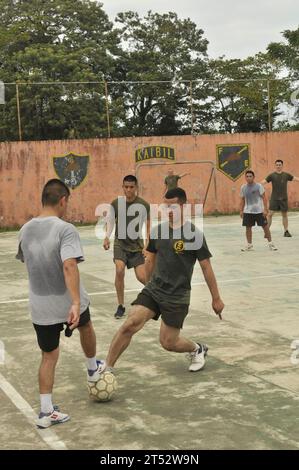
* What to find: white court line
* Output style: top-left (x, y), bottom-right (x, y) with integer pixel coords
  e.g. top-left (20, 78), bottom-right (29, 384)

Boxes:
top-left (0, 298), bottom-right (29, 304)
top-left (1, 271), bottom-right (299, 305)
top-left (0, 372), bottom-right (67, 450)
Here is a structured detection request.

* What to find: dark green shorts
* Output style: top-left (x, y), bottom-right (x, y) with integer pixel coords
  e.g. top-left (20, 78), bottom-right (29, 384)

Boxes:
top-left (114, 245), bottom-right (145, 269)
top-left (131, 289), bottom-right (189, 329)
top-left (269, 199), bottom-right (288, 212)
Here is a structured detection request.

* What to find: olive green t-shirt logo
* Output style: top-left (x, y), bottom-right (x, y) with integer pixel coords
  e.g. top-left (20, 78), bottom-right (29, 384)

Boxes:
top-left (174, 240), bottom-right (185, 253)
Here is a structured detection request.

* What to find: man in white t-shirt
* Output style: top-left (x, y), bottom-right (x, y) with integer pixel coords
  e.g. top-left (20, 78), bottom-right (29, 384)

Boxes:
top-left (16, 179), bottom-right (105, 428)
top-left (240, 170), bottom-right (277, 252)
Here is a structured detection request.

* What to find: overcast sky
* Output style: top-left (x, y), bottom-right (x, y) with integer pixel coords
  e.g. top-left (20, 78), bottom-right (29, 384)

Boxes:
top-left (101, 0), bottom-right (299, 59)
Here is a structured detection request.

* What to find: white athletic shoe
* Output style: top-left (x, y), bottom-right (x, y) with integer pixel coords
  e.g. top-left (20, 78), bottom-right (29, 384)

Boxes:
top-left (87, 359), bottom-right (106, 382)
top-left (268, 242), bottom-right (278, 251)
top-left (188, 344), bottom-right (208, 372)
top-left (36, 409), bottom-right (70, 429)
top-left (241, 244), bottom-right (253, 252)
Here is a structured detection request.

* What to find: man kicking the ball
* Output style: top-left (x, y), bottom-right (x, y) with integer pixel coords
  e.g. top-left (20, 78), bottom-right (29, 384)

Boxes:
top-left (103, 187), bottom-right (224, 374)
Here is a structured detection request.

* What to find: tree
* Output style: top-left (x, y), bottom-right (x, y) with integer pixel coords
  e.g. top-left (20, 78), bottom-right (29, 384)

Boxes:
top-left (0, 3), bottom-right (295, 140)
top-left (267, 27), bottom-right (299, 130)
top-left (109, 10), bottom-right (209, 136)
top-left (202, 54), bottom-right (286, 133)
top-left (267, 27), bottom-right (299, 79)
top-left (0, 0), bottom-right (119, 140)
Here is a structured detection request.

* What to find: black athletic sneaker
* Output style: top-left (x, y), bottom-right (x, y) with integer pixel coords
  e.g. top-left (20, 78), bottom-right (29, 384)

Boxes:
top-left (114, 305), bottom-right (126, 319)
top-left (284, 230), bottom-right (292, 237)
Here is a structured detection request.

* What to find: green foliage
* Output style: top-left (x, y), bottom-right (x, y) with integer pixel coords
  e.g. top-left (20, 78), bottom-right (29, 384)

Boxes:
top-left (0, 0), bottom-right (118, 140)
top-left (268, 27), bottom-right (299, 79)
top-left (267, 26), bottom-right (299, 127)
top-left (0, 2), bottom-right (298, 139)
top-left (108, 10), bottom-right (209, 136)
top-left (202, 53), bottom-right (287, 133)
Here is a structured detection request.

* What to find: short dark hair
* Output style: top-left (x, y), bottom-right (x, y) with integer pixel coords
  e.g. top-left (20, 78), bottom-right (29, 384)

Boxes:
top-left (245, 170), bottom-right (255, 177)
top-left (165, 187), bottom-right (187, 204)
top-left (123, 175), bottom-right (138, 185)
top-left (41, 179), bottom-right (70, 206)
top-left (275, 159), bottom-right (283, 165)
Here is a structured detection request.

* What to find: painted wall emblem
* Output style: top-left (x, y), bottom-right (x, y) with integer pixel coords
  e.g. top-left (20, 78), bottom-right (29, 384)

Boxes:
top-left (216, 144), bottom-right (250, 181)
top-left (53, 152), bottom-right (89, 189)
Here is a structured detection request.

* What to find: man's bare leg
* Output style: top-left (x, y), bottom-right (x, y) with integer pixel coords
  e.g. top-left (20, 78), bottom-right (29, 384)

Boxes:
top-left (134, 263), bottom-right (147, 285)
top-left (114, 259), bottom-right (126, 306)
top-left (246, 226), bottom-right (252, 244)
top-left (159, 321), bottom-right (196, 352)
top-left (267, 210), bottom-right (274, 228)
top-left (282, 211), bottom-right (289, 231)
top-left (106, 305), bottom-right (154, 367)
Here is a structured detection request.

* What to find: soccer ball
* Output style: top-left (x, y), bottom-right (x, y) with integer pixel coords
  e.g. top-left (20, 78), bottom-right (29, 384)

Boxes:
top-left (87, 371), bottom-right (117, 402)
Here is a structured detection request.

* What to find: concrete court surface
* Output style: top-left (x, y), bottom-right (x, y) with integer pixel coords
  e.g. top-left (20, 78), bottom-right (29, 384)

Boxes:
top-left (0, 214), bottom-right (299, 450)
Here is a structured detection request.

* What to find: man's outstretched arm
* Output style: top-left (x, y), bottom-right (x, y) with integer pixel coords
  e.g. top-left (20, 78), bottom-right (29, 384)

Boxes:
top-left (179, 172), bottom-right (191, 179)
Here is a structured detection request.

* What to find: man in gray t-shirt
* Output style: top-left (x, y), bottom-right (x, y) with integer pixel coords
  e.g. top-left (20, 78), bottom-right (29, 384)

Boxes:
top-left (240, 170), bottom-right (277, 252)
top-left (16, 179), bottom-right (105, 429)
top-left (17, 217), bottom-right (90, 325)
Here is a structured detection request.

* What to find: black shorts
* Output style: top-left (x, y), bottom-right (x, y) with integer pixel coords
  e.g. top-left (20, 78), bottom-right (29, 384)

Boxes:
top-left (242, 213), bottom-right (268, 227)
top-left (113, 245), bottom-right (145, 269)
top-left (33, 307), bottom-right (91, 353)
top-left (269, 199), bottom-right (288, 212)
top-left (131, 289), bottom-right (189, 329)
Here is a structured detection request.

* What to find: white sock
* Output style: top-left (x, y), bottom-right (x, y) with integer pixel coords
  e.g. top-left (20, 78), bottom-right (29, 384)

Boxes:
top-left (40, 394), bottom-right (53, 414)
top-left (86, 356), bottom-right (97, 371)
top-left (193, 342), bottom-right (199, 352)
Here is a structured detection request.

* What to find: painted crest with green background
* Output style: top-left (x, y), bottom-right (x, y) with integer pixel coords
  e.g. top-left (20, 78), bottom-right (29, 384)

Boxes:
top-left (53, 152), bottom-right (89, 189)
top-left (216, 144), bottom-right (250, 181)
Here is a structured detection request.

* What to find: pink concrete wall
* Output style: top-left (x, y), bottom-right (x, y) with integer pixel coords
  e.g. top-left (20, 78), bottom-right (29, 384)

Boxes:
top-left (0, 132), bottom-right (299, 227)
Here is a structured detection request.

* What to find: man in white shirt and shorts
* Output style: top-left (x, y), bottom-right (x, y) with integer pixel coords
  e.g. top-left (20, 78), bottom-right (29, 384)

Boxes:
top-left (240, 170), bottom-right (277, 252)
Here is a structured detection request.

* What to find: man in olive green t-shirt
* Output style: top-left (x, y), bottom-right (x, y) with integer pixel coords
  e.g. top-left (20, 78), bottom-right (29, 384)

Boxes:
top-left (103, 175), bottom-right (150, 319)
top-left (104, 187), bottom-right (224, 376)
top-left (164, 169), bottom-right (190, 193)
top-left (261, 159), bottom-right (299, 237)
